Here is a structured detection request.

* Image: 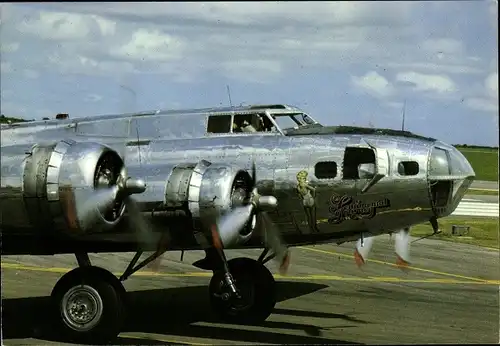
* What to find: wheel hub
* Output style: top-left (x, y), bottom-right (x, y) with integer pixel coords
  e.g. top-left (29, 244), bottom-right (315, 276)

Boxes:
top-left (216, 277), bottom-right (255, 312)
top-left (61, 285), bottom-right (103, 332)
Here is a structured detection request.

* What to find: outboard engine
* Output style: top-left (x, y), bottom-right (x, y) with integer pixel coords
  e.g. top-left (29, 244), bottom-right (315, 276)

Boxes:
top-left (1, 139), bottom-right (144, 236)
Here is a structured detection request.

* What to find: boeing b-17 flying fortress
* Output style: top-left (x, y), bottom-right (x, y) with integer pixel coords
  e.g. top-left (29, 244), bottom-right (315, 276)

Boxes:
top-left (2, 103), bottom-right (497, 345)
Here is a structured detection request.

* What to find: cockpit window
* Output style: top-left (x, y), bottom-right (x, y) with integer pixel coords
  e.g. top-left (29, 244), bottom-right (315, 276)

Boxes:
top-left (271, 115), bottom-right (301, 131)
top-left (207, 113), bottom-right (274, 134)
top-left (207, 111), bottom-right (318, 135)
top-left (207, 114), bottom-right (232, 133)
top-left (302, 114), bottom-right (315, 125)
top-left (232, 113), bottom-right (275, 133)
top-left (271, 113), bottom-right (317, 133)
top-left (429, 147), bottom-right (451, 176)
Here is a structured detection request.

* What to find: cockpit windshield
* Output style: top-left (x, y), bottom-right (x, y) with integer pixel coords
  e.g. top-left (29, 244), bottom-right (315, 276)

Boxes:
top-left (270, 113), bottom-right (318, 133)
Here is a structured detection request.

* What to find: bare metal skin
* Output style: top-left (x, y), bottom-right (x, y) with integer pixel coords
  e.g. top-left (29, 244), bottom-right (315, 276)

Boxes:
top-left (0, 104), bottom-right (475, 343)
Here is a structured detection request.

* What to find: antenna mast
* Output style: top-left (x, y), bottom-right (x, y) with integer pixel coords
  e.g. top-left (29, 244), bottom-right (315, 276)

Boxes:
top-left (401, 99), bottom-right (406, 131)
top-left (226, 85), bottom-right (233, 108)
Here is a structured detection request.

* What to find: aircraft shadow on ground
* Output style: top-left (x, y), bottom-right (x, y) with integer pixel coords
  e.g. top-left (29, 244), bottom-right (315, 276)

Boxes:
top-left (2, 281), bottom-right (364, 345)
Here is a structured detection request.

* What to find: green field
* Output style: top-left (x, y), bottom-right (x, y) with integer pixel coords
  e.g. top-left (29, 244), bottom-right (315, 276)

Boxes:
top-left (411, 216), bottom-right (499, 249)
top-left (456, 146), bottom-right (498, 182)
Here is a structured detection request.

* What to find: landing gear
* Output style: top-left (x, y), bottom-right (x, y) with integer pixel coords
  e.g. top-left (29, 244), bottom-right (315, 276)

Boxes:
top-left (209, 257), bottom-right (276, 324)
top-left (50, 253), bottom-right (127, 344)
top-left (49, 245), bottom-right (279, 343)
top-left (50, 249), bottom-right (168, 344)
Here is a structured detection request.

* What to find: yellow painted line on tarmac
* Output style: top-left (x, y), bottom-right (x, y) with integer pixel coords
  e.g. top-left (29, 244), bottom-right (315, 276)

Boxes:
top-left (299, 246), bottom-right (491, 283)
top-left (0, 262), bottom-right (212, 277)
top-left (2, 262), bottom-right (499, 285)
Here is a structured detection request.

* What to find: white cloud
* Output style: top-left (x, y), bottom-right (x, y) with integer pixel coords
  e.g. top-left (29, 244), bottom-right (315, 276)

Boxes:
top-left (222, 59), bottom-right (282, 83)
top-left (2, 2), bottom-right (432, 82)
top-left (351, 71), bottom-right (394, 98)
top-left (43, 2), bottom-right (415, 28)
top-left (421, 38), bottom-right (465, 56)
top-left (112, 29), bottom-right (184, 62)
top-left (465, 97), bottom-right (497, 112)
top-left (91, 15), bottom-right (116, 37)
top-left (0, 2), bottom-right (496, 119)
top-left (23, 69), bottom-right (39, 79)
top-left (84, 94), bottom-right (103, 102)
top-left (465, 72), bottom-right (498, 112)
top-left (0, 42), bottom-right (19, 53)
top-left (386, 101), bottom-right (405, 109)
top-left (485, 72), bottom-right (498, 99)
top-left (387, 62), bottom-right (482, 75)
top-left (16, 10), bottom-right (117, 42)
top-left (1, 2), bottom-right (488, 88)
top-left (395, 71), bottom-right (456, 94)
top-left (1, 61), bottom-right (12, 73)
top-left (17, 11), bottom-right (91, 40)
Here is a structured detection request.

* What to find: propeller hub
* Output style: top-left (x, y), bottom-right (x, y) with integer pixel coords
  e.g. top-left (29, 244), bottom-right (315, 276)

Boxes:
top-left (124, 178), bottom-right (146, 195)
top-left (257, 196), bottom-right (278, 210)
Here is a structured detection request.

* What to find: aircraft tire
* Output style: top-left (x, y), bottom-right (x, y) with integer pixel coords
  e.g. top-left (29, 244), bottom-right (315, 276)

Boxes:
top-left (209, 257), bottom-right (276, 324)
top-left (50, 266), bottom-right (126, 344)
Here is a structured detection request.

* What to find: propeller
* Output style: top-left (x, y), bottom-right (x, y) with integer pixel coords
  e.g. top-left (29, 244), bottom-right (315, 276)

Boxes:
top-left (78, 166), bottom-right (146, 231)
top-left (354, 232), bottom-right (375, 267)
top-left (353, 228), bottom-right (411, 270)
top-left (120, 146), bottom-right (170, 272)
top-left (394, 227), bottom-right (411, 269)
top-left (87, 150), bottom-right (166, 271)
top-left (212, 161), bottom-right (291, 274)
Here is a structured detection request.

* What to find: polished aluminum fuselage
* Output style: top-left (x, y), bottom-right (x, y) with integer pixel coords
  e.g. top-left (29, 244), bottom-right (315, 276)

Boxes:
top-left (0, 106), bottom-right (475, 254)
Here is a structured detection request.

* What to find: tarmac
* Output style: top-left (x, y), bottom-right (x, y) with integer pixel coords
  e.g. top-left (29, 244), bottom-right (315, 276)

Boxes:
top-left (2, 234), bottom-right (499, 345)
top-left (471, 180), bottom-right (499, 191)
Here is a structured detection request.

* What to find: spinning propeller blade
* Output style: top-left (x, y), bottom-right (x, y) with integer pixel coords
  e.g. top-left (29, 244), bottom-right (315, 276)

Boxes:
top-left (394, 227), bottom-right (411, 269)
top-left (260, 210), bottom-right (290, 274)
top-left (78, 185), bottom-right (121, 228)
top-left (119, 141), bottom-right (168, 272)
top-left (354, 233), bottom-right (375, 267)
top-left (213, 161), bottom-right (290, 274)
top-left (353, 228), bottom-right (411, 270)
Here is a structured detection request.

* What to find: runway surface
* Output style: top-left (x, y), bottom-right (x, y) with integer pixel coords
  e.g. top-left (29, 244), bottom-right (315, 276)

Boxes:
top-left (471, 180), bottom-right (499, 191)
top-left (2, 236), bottom-right (499, 345)
top-left (464, 194), bottom-right (498, 203)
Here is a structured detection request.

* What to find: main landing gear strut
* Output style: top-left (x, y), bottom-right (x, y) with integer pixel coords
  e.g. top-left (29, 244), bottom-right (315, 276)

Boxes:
top-left (50, 247), bottom-right (278, 344)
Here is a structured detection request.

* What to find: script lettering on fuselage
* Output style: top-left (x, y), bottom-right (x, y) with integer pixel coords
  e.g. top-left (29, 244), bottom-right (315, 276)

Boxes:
top-left (327, 193), bottom-right (390, 224)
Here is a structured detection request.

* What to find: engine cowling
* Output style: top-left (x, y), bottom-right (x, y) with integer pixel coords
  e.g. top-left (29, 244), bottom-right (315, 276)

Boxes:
top-left (21, 139), bottom-right (127, 235)
top-left (167, 159), bottom-right (257, 247)
top-left (125, 159), bottom-right (256, 248)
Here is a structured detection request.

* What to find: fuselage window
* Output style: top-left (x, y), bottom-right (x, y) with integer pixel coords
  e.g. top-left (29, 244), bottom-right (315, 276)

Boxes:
top-left (342, 147), bottom-right (375, 179)
top-left (398, 161), bottom-right (419, 176)
top-left (314, 161), bottom-right (338, 179)
top-left (207, 115), bottom-right (232, 133)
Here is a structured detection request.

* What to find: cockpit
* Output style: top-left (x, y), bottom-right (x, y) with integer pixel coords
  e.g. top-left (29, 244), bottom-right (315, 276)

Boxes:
top-left (206, 104), bottom-right (321, 136)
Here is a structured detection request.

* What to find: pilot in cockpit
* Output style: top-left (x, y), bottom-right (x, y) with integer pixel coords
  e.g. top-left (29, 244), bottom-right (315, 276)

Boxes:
top-left (233, 114), bottom-right (265, 133)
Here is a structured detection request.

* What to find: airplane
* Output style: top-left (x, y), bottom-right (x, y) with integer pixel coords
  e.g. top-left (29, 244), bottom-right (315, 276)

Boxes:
top-left (0, 104), bottom-right (475, 343)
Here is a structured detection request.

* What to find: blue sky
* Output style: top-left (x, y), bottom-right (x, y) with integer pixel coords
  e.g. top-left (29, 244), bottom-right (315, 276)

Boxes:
top-left (1, 1), bottom-right (498, 146)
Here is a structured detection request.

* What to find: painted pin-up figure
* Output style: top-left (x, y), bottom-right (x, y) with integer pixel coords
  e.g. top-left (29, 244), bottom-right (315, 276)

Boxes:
top-left (296, 170), bottom-right (320, 233)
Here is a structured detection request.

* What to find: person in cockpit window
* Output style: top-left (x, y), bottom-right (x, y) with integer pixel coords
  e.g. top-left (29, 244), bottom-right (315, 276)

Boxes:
top-left (241, 119), bottom-right (257, 132)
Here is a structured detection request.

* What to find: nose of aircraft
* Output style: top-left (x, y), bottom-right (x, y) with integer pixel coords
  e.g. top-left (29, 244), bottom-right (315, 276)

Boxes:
top-left (427, 142), bottom-right (475, 218)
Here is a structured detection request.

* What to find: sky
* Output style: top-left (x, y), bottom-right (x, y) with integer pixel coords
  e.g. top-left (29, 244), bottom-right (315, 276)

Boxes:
top-left (1, 1), bottom-right (498, 146)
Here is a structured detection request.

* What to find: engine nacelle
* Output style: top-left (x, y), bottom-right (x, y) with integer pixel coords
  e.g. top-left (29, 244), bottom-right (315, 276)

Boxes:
top-left (20, 139), bottom-right (126, 235)
top-left (167, 160), bottom-right (257, 247)
top-left (126, 159), bottom-right (257, 248)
